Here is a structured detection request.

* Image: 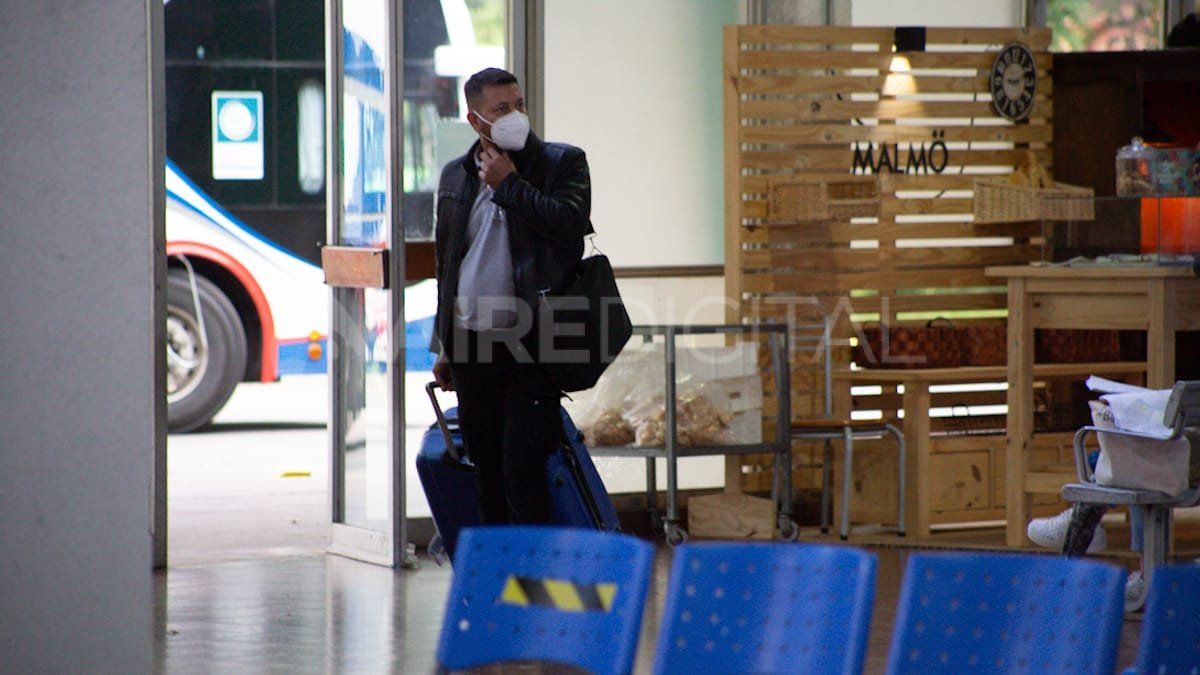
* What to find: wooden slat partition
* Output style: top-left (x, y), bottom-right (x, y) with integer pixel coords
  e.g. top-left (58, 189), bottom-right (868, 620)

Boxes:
top-left (724, 25), bottom-right (1054, 500)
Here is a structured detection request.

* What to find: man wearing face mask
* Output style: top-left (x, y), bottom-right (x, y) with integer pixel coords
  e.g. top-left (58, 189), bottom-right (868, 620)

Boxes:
top-left (430, 67), bottom-right (593, 525)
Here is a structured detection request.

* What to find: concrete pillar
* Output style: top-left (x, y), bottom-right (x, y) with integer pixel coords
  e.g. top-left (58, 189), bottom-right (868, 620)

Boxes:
top-left (0, 2), bottom-right (163, 672)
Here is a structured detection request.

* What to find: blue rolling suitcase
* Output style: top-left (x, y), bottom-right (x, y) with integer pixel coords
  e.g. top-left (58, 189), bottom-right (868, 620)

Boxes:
top-left (418, 382), bottom-right (620, 562)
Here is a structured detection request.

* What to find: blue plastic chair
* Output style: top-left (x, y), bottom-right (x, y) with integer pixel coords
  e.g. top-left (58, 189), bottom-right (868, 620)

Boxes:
top-left (654, 542), bottom-right (877, 675)
top-left (886, 553), bottom-right (1125, 674)
top-left (435, 526), bottom-right (655, 675)
top-left (1132, 563), bottom-right (1200, 673)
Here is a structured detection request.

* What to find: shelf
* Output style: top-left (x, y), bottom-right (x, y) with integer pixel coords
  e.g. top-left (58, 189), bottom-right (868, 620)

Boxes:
top-left (987, 264), bottom-right (1196, 279)
top-left (590, 442), bottom-right (780, 459)
top-left (836, 361), bottom-right (1147, 384)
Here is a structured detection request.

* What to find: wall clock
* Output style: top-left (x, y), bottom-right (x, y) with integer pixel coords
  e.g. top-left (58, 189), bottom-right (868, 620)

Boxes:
top-left (990, 42), bottom-right (1037, 122)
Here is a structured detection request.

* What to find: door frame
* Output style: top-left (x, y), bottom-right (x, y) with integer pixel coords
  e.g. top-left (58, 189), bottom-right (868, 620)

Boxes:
top-left (325, 0), bottom-right (411, 568)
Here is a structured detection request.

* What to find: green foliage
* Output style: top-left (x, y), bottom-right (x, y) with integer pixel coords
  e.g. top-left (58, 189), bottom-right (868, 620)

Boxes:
top-left (1047, 0), bottom-right (1163, 52)
top-left (465, 0), bottom-right (505, 46)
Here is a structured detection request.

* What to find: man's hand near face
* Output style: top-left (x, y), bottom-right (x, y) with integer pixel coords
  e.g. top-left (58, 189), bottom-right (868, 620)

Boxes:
top-left (478, 146), bottom-right (516, 188)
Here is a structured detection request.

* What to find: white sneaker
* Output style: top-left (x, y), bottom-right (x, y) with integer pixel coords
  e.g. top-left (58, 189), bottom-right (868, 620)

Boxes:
top-left (1125, 571), bottom-right (1145, 605)
top-left (1027, 508), bottom-right (1107, 553)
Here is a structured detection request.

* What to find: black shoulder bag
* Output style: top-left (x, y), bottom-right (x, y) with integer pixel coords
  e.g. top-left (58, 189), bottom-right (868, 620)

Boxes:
top-left (538, 242), bottom-right (632, 393)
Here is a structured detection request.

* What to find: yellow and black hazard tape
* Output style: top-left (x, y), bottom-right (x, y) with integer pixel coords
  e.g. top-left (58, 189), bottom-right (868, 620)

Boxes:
top-left (499, 575), bottom-right (618, 613)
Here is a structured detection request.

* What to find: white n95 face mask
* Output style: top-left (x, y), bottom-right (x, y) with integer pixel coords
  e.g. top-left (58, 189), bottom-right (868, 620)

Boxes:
top-left (473, 109), bottom-right (530, 151)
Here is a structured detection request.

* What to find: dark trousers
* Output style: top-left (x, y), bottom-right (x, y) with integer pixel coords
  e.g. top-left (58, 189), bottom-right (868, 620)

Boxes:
top-left (1063, 504), bottom-right (1109, 556)
top-left (448, 330), bottom-right (561, 525)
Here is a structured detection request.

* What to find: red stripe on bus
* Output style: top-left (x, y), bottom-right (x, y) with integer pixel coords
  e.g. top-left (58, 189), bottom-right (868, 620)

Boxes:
top-left (166, 242), bottom-right (279, 382)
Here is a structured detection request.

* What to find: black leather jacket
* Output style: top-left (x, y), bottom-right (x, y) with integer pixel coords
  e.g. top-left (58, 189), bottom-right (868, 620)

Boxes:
top-left (433, 132), bottom-right (593, 358)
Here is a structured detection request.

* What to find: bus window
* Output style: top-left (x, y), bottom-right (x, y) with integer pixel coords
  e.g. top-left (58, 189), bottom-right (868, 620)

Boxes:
top-left (165, 0), bottom-right (273, 61)
top-left (297, 80), bottom-right (324, 195)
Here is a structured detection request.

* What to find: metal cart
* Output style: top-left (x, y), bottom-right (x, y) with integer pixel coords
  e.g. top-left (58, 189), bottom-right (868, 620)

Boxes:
top-left (589, 324), bottom-right (797, 545)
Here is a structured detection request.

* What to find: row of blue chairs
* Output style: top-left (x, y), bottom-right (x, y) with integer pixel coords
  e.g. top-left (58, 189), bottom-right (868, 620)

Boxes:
top-left (436, 527), bottom-right (1200, 674)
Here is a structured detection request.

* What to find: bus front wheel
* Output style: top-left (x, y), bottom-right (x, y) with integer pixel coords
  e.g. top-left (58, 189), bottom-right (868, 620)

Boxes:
top-left (166, 270), bottom-right (247, 432)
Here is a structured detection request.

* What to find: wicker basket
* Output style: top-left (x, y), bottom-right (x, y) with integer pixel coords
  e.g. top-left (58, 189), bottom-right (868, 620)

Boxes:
top-left (961, 324), bottom-right (1007, 366)
top-left (973, 179), bottom-right (1095, 224)
top-left (854, 323), bottom-right (962, 369)
top-left (769, 177), bottom-right (880, 222)
top-left (1035, 329), bottom-right (1121, 364)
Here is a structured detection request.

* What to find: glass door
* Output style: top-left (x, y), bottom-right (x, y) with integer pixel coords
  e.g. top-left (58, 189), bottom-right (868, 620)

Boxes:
top-left (395, 0), bottom-right (513, 525)
top-left (324, 0), bottom-right (520, 565)
top-left (325, 0), bottom-right (410, 567)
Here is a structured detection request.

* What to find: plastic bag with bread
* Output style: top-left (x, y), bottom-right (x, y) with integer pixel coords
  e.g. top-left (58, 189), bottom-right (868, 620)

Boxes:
top-left (631, 382), bottom-right (733, 447)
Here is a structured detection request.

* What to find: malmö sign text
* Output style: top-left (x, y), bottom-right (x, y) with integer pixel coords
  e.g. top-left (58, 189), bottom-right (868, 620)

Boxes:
top-left (851, 132), bottom-right (949, 175)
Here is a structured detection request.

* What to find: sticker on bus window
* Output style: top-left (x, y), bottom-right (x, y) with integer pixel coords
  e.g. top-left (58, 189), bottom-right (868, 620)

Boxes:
top-left (212, 91), bottom-right (264, 180)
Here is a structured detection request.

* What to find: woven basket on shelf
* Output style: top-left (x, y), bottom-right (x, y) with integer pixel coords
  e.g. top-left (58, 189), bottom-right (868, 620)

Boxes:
top-left (973, 179), bottom-right (1095, 224)
top-left (854, 323), bottom-right (962, 369)
top-left (961, 324), bottom-right (1007, 367)
top-left (768, 176), bottom-right (880, 222)
top-left (1035, 329), bottom-right (1121, 364)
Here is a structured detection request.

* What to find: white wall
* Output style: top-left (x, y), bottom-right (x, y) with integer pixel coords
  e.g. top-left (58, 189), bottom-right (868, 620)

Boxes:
top-left (851, 0), bottom-right (1023, 26)
top-left (543, 2), bottom-right (739, 490)
top-left (0, 2), bottom-right (159, 671)
top-left (543, 0), bottom-right (738, 268)
top-left (617, 276), bottom-right (727, 326)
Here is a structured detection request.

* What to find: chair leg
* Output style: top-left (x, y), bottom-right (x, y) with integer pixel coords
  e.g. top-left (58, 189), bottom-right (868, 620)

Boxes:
top-left (821, 439), bottom-right (833, 534)
top-left (1130, 506), bottom-right (1144, 552)
top-left (1164, 508), bottom-right (1173, 554)
top-left (769, 444), bottom-right (784, 533)
top-left (841, 427), bottom-right (854, 540)
top-left (886, 423), bottom-right (906, 537)
top-left (1130, 505), bottom-right (1169, 613)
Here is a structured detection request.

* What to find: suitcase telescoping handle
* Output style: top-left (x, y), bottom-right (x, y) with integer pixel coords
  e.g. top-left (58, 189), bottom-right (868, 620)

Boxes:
top-left (425, 381), bottom-right (461, 462)
top-left (558, 431), bottom-right (606, 530)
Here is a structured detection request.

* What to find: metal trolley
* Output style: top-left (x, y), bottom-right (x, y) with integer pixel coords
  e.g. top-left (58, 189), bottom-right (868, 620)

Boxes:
top-left (589, 324), bottom-right (797, 545)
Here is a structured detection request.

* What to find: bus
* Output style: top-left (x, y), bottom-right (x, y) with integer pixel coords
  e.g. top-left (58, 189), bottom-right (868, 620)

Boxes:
top-left (163, 0), bottom-right (492, 431)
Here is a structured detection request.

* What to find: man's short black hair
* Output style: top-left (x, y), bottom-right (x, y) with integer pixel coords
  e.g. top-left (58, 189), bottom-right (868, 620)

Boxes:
top-left (464, 67), bottom-right (519, 108)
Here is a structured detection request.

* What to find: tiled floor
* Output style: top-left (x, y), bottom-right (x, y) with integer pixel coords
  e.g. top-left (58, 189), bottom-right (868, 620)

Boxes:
top-left (156, 544), bottom-right (1144, 674)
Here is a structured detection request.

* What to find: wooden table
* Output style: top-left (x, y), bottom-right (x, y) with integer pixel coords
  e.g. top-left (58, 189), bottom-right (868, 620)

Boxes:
top-left (836, 361), bottom-right (1146, 537)
top-left (987, 265), bottom-right (1200, 547)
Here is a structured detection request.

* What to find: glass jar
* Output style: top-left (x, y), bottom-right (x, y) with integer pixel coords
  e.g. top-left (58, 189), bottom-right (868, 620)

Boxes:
top-left (1116, 137), bottom-right (1154, 196)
